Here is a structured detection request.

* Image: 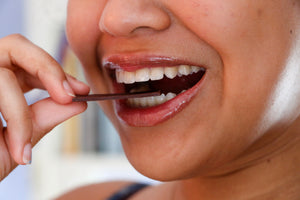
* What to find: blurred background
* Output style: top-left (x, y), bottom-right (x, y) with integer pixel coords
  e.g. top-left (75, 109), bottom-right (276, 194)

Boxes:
top-left (0, 0), bottom-right (156, 199)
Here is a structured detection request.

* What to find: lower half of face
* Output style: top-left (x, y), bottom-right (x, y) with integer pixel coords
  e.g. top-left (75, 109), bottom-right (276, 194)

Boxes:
top-left (67, 0), bottom-right (300, 180)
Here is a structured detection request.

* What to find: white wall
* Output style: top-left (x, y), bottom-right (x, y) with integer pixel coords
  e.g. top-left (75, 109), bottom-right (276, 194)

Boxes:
top-left (24, 0), bottom-right (68, 56)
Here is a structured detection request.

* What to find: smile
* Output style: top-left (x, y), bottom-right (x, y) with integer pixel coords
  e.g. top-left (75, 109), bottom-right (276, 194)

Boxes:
top-left (115, 65), bottom-right (205, 108)
top-left (104, 56), bottom-right (207, 126)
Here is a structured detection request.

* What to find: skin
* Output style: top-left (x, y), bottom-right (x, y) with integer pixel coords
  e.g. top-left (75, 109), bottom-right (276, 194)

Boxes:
top-left (66, 0), bottom-right (300, 199)
top-left (0, 34), bottom-right (89, 180)
top-left (0, 0), bottom-right (299, 200)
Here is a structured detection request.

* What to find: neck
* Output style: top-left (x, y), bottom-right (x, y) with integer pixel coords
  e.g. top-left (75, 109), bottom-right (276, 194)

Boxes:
top-left (175, 123), bottom-right (300, 200)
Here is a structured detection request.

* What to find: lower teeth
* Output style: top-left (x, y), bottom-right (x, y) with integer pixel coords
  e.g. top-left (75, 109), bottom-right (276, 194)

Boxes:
top-left (127, 90), bottom-right (186, 108)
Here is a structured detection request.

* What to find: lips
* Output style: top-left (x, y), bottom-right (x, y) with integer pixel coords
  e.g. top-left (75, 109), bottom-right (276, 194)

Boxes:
top-left (103, 56), bottom-right (206, 126)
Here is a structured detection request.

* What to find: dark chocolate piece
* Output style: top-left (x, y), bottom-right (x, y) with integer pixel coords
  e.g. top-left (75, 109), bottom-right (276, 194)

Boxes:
top-left (72, 91), bottom-right (161, 102)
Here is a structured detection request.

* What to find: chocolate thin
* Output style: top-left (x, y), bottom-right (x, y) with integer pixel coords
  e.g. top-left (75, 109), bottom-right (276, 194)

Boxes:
top-left (72, 91), bottom-right (161, 102)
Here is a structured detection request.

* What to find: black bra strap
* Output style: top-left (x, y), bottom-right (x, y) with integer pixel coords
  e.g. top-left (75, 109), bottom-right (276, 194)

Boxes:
top-left (106, 183), bottom-right (149, 200)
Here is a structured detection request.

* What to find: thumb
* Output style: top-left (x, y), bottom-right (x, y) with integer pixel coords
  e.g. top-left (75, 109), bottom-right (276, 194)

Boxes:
top-left (30, 97), bottom-right (87, 146)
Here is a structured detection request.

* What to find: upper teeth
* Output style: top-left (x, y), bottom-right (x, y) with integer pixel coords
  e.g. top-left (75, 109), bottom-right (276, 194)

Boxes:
top-left (116, 65), bottom-right (203, 84)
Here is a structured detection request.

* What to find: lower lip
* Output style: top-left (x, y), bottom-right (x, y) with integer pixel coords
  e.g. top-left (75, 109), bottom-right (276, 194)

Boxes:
top-left (114, 74), bottom-right (206, 127)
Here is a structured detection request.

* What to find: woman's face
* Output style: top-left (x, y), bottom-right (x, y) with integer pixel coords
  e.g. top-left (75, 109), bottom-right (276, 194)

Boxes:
top-left (67, 0), bottom-right (300, 180)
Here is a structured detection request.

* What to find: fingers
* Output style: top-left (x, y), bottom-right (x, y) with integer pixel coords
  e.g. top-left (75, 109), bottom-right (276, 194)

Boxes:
top-left (1, 77), bottom-right (88, 166)
top-left (30, 98), bottom-right (87, 146)
top-left (66, 74), bottom-right (90, 95)
top-left (0, 34), bottom-right (76, 104)
top-left (2, 98), bottom-right (87, 166)
top-left (0, 34), bottom-right (90, 166)
top-left (0, 68), bottom-right (33, 165)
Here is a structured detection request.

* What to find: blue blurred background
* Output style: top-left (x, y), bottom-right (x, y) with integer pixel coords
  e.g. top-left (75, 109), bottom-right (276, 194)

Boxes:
top-left (0, 1), bottom-right (31, 200)
top-left (0, 0), bottom-right (24, 38)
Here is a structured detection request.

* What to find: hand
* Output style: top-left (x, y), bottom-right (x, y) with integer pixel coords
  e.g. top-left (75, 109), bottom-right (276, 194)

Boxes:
top-left (0, 34), bottom-right (90, 181)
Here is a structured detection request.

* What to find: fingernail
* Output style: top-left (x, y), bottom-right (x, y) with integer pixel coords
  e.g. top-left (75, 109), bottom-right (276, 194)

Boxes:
top-left (63, 80), bottom-right (75, 97)
top-left (23, 143), bottom-right (32, 165)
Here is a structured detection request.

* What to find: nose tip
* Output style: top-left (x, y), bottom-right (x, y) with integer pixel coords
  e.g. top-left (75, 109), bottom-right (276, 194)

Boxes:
top-left (99, 0), bottom-right (170, 37)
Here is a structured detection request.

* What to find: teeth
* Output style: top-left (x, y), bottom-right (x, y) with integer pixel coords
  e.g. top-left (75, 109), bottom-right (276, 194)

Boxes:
top-left (146, 96), bottom-right (156, 106)
top-left (150, 67), bottom-right (164, 81)
top-left (178, 65), bottom-right (191, 76)
top-left (135, 68), bottom-right (150, 82)
top-left (123, 71), bottom-right (135, 84)
top-left (166, 92), bottom-right (176, 101)
top-left (164, 67), bottom-right (178, 79)
top-left (116, 69), bottom-right (124, 83)
top-left (191, 66), bottom-right (201, 74)
top-left (156, 93), bottom-right (166, 104)
top-left (116, 65), bottom-right (203, 83)
top-left (127, 92), bottom-right (177, 108)
top-left (140, 97), bottom-right (148, 107)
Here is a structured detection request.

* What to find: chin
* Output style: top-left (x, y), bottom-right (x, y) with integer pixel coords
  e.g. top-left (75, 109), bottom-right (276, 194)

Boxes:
top-left (113, 121), bottom-right (224, 181)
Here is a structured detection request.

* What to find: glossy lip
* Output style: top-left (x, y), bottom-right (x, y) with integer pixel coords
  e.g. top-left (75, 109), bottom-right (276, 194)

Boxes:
top-left (103, 55), bottom-right (205, 71)
top-left (103, 55), bottom-right (207, 127)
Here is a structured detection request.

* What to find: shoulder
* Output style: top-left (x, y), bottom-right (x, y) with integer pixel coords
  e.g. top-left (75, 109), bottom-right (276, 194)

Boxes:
top-left (55, 181), bottom-right (136, 200)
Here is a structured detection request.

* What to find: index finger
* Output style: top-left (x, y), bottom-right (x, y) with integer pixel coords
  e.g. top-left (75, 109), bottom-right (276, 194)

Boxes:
top-left (0, 34), bottom-right (75, 104)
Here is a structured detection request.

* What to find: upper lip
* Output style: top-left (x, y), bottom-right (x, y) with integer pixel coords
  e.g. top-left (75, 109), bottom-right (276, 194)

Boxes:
top-left (102, 54), bottom-right (206, 71)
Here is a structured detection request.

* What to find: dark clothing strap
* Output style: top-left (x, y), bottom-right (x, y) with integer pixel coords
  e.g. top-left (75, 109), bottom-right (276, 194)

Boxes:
top-left (106, 183), bottom-right (149, 200)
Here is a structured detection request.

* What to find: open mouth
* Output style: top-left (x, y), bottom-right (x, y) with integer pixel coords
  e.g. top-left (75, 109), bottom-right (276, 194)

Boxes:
top-left (110, 65), bottom-right (206, 108)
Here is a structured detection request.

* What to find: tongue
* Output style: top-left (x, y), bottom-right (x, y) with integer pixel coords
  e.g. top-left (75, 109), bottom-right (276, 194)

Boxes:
top-left (125, 70), bottom-right (205, 94)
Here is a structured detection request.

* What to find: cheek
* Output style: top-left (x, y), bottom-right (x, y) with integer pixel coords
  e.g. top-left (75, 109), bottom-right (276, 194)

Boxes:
top-left (170, 0), bottom-right (297, 117)
top-left (67, 0), bottom-right (110, 91)
top-left (66, 0), bottom-right (104, 66)
top-left (169, 0), bottom-right (291, 54)
top-left (166, 0), bottom-right (300, 153)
